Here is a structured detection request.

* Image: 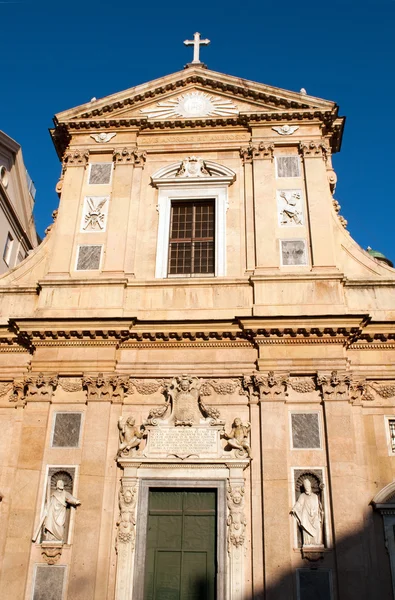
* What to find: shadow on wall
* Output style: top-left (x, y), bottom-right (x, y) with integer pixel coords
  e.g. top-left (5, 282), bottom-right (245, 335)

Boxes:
top-left (244, 510), bottom-right (393, 600)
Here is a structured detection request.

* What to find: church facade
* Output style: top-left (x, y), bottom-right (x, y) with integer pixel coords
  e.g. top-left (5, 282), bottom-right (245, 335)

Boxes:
top-left (1, 40), bottom-right (395, 600)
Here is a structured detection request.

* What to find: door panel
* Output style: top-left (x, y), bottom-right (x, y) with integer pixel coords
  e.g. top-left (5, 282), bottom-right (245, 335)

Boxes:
top-left (143, 490), bottom-right (216, 600)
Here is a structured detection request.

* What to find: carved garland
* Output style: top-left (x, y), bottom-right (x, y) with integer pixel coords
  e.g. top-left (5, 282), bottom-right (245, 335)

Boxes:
top-left (5, 373), bottom-right (395, 407)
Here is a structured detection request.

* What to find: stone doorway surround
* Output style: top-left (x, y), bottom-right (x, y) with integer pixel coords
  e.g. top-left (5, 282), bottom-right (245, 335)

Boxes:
top-left (114, 374), bottom-right (250, 600)
top-left (115, 460), bottom-right (248, 600)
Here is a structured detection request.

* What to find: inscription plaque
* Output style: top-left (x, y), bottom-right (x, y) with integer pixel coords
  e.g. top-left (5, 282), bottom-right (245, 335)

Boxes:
top-left (146, 426), bottom-right (219, 457)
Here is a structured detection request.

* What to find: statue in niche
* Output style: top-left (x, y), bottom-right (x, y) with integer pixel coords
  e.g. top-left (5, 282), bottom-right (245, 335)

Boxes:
top-left (223, 418), bottom-right (252, 457)
top-left (34, 479), bottom-right (80, 543)
top-left (167, 375), bottom-right (201, 426)
top-left (291, 478), bottom-right (324, 546)
top-left (117, 416), bottom-right (146, 457)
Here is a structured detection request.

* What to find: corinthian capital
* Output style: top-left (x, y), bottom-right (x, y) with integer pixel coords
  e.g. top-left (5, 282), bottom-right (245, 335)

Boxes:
top-left (113, 147), bottom-right (147, 167)
top-left (299, 141), bottom-right (329, 159)
top-left (63, 148), bottom-right (90, 167)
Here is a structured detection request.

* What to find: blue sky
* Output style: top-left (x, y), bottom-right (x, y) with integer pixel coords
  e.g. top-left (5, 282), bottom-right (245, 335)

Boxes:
top-left (1, 0), bottom-right (394, 259)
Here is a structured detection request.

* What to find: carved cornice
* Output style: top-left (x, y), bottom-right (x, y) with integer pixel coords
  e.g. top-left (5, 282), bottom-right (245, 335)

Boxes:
top-left (113, 147), bottom-right (147, 167)
top-left (78, 76), bottom-right (316, 118)
top-left (62, 148), bottom-right (89, 167)
top-left (7, 315), bottom-right (395, 353)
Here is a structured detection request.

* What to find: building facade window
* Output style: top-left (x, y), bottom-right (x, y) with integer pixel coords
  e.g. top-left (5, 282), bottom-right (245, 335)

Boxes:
top-left (3, 232), bottom-right (13, 266)
top-left (386, 417), bottom-right (395, 454)
top-left (152, 158), bottom-right (235, 279)
top-left (168, 200), bottom-right (215, 276)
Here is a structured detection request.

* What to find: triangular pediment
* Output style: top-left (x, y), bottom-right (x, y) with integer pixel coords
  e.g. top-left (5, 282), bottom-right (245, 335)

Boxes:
top-left (55, 66), bottom-right (337, 124)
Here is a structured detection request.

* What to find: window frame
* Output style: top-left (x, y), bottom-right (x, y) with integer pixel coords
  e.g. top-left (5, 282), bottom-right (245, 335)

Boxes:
top-left (3, 232), bottom-right (13, 266)
top-left (385, 416), bottom-right (395, 455)
top-left (155, 185), bottom-right (227, 279)
top-left (168, 199), bottom-right (216, 277)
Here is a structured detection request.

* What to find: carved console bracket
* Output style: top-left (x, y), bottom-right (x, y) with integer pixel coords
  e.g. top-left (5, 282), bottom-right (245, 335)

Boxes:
top-left (41, 542), bottom-right (63, 565)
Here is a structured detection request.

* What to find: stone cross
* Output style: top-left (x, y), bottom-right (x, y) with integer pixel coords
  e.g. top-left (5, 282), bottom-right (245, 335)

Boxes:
top-left (184, 32), bottom-right (210, 64)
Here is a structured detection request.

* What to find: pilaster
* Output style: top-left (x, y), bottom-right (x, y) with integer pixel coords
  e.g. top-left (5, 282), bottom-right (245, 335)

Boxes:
top-left (250, 142), bottom-right (277, 271)
top-left (101, 148), bottom-right (145, 275)
top-left (299, 141), bottom-right (336, 270)
top-left (48, 149), bottom-right (89, 275)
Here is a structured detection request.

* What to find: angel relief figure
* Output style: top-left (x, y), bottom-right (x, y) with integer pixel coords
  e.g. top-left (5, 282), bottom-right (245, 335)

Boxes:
top-left (117, 416), bottom-right (146, 457)
top-left (223, 418), bottom-right (252, 458)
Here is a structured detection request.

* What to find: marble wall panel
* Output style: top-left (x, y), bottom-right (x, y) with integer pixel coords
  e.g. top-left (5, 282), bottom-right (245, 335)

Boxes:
top-left (33, 565), bottom-right (66, 600)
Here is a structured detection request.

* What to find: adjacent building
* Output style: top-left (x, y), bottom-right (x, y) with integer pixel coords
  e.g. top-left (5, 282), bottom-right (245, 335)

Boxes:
top-left (0, 131), bottom-right (39, 273)
top-left (0, 38), bottom-right (395, 600)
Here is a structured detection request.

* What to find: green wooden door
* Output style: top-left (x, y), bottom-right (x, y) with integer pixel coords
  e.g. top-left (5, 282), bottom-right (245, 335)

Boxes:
top-left (143, 489), bottom-right (217, 600)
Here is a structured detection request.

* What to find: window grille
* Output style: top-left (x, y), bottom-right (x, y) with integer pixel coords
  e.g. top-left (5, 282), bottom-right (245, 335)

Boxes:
top-left (168, 200), bottom-right (215, 276)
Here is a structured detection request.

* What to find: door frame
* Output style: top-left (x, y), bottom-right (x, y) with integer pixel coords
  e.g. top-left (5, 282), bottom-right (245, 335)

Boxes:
top-left (133, 479), bottom-right (227, 600)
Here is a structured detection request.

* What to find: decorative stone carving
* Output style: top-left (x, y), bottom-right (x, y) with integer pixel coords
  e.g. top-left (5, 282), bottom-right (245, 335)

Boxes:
top-left (0, 381), bottom-right (13, 397)
top-left (116, 480), bottom-right (137, 550)
top-left (9, 379), bottom-right (25, 407)
top-left (223, 418), bottom-right (251, 457)
top-left (113, 147), bottom-right (147, 167)
top-left (200, 378), bottom-right (244, 396)
top-left (176, 156), bottom-right (209, 178)
top-left (58, 377), bottom-right (83, 393)
top-left (81, 196), bottom-right (109, 231)
top-left (41, 543), bottom-right (63, 564)
top-left (167, 375), bottom-right (202, 426)
top-left (82, 373), bottom-right (129, 402)
top-left (140, 91), bottom-right (239, 119)
top-left (251, 142), bottom-right (274, 160)
top-left (280, 239), bottom-right (308, 266)
top-left (239, 146), bottom-right (252, 165)
top-left (227, 483), bottom-right (246, 552)
top-left (63, 148), bottom-right (89, 167)
top-left (299, 141), bottom-right (328, 159)
top-left (255, 371), bottom-right (289, 400)
top-left (332, 199), bottom-right (348, 228)
top-left (370, 382), bottom-right (395, 398)
top-left (292, 476), bottom-right (324, 548)
top-left (239, 143), bottom-right (274, 163)
top-left (25, 373), bottom-right (58, 403)
top-left (272, 125), bottom-right (299, 135)
top-left (117, 416), bottom-right (146, 457)
top-left (317, 370), bottom-right (351, 400)
top-left (137, 375), bottom-right (226, 460)
top-left (130, 378), bottom-right (165, 395)
top-left (90, 132), bottom-right (116, 143)
top-left (288, 377), bottom-right (316, 393)
top-left (277, 190), bottom-right (304, 226)
top-left (45, 209), bottom-right (59, 235)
